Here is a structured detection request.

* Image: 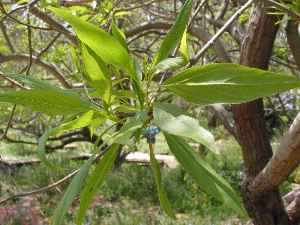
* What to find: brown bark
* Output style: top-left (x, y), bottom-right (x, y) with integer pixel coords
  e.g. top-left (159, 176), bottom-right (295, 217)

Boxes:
top-left (232, 2), bottom-right (292, 225)
top-left (286, 19), bottom-right (300, 70)
top-left (249, 112), bottom-right (300, 196)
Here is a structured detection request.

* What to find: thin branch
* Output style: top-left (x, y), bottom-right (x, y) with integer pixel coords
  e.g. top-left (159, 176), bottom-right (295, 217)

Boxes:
top-left (0, 147), bottom-right (110, 205)
top-left (29, 7), bottom-right (77, 45)
top-left (267, 0), bottom-right (300, 19)
top-left (25, 10), bottom-right (33, 75)
top-left (189, 0), bottom-right (255, 66)
top-left (0, 72), bottom-right (27, 89)
top-left (0, 168), bottom-right (80, 205)
top-left (0, 22), bottom-right (15, 53)
top-left (37, 33), bottom-right (61, 58)
top-left (113, 0), bottom-right (157, 14)
top-left (126, 22), bottom-right (231, 62)
top-left (0, 105), bottom-right (16, 140)
top-left (0, 54), bottom-right (71, 88)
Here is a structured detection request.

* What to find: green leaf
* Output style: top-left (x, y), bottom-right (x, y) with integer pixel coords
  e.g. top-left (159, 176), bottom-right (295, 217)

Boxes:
top-left (38, 111), bottom-right (97, 167)
top-left (152, 0), bottom-right (193, 65)
top-left (76, 144), bottom-right (120, 225)
top-left (153, 102), bottom-right (188, 117)
top-left (52, 157), bottom-right (94, 225)
top-left (179, 29), bottom-right (189, 62)
top-left (164, 133), bottom-right (246, 216)
top-left (0, 90), bottom-right (94, 116)
top-left (164, 63), bottom-right (300, 105)
top-left (110, 113), bottom-right (147, 144)
top-left (111, 21), bottom-right (128, 50)
top-left (154, 57), bottom-right (186, 74)
top-left (149, 145), bottom-right (175, 218)
top-left (81, 44), bottom-right (112, 103)
top-left (3, 74), bottom-right (64, 90)
top-left (50, 7), bottom-right (134, 74)
top-left (52, 110), bottom-right (96, 135)
top-left (154, 103), bottom-right (216, 153)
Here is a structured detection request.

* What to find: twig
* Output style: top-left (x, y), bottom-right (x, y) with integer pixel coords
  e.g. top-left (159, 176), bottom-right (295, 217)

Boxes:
top-left (25, 9), bottom-right (33, 75)
top-left (188, 0), bottom-right (207, 29)
top-left (29, 7), bottom-right (77, 45)
top-left (113, 0), bottom-right (157, 14)
top-left (189, 0), bottom-right (255, 66)
top-left (0, 22), bottom-right (15, 53)
top-left (0, 147), bottom-right (110, 205)
top-left (0, 168), bottom-right (79, 205)
top-left (37, 33), bottom-right (61, 58)
top-left (0, 5), bottom-right (50, 31)
top-left (0, 72), bottom-right (27, 89)
top-left (0, 54), bottom-right (72, 88)
top-left (0, 105), bottom-right (16, 140)
top-left (267, 0), bottom-right (300, 19)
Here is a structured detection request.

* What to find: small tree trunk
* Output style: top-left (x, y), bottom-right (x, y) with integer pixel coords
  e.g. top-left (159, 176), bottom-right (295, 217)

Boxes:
top-left (232, 2), bottom-right (292, 225)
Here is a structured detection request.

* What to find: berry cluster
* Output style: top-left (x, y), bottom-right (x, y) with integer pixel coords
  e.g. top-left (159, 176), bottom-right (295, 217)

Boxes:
top-left (144, 126), bottom-right (160, 144)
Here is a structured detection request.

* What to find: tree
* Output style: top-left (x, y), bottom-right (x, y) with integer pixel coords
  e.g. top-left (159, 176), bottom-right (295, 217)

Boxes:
top-left (1, 1), bottom-right (300, 225)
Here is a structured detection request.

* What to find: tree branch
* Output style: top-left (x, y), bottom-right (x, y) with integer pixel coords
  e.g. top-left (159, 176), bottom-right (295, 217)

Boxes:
top-left (249, 112), bottom-right (300, 196)
top-left (126, 22), bottom-right (231, 62)
top-left (0, 54), bottom-right (71, 88)
top-left (29, 6), bottom-right (77, 45)
top-left (189, 0), bottom-right (255, 66)
top-left (286, 19), bottom-right (300, 71)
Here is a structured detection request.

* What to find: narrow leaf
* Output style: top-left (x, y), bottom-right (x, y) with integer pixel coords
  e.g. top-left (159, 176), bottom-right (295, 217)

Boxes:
top-left (149, 144), bottom-right (175, 218)
top-left (152, 0), bottom-right (193, 65)
top-left (0, 90), bottom-right (94, 116)
top-left (179, 29), bottom-right (189, 62)
top-left (164, 63), bottom-right (300, 105)
top-left (110, 113), bottom-right (147, 144)
top-left (52, 157), bottom-right (94, 225)
top-left (50, 7), bottom-right (134, 74)
top-left (81, 45), bottom-right (112, 103)
top-left (154, 57), bottom-right (186, 74)
top-left (111, 21), bottom-right (128, 50)
top-left (3, 74), bottom-right (66, 91)
top-left (164, 133), bottom-right (246, 216)
top-left (76, 144), bottom-right (120, 225)
top-left (154, 103), bottom-right (216, 152)
top-left (38, 111), bottom-right (96, 167)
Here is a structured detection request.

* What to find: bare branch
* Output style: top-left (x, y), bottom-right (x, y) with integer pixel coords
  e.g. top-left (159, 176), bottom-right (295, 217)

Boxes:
top-left (126, 22), bottom-right (231, 62)
top-left (189, 0), bottom-right (254, 66)
top-left (0, 54), bottom-right (71, 88)
top-left (29, 6), bottom-right (77, 45)
top-left (249, 112), bottom-right (300, 196)
top-left (286, 19), bottom-right (300, 71)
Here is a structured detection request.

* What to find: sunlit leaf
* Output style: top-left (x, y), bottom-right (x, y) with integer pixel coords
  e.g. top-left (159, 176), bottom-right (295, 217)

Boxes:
top-left (81, 45), bottom-right (112, 103)
top-left (112, 20), bottom-right (128, 50)
top-left (179, 29), bottom-right (189, 62)
top-left (154, 103), bottom-right (216, 152)
top-left (149, 144), bottom-right (175, 218)
top-left (76, 144), bottom-right (120, 225)
top-left (152, 0), bottom-right (193, 65)
top-left (154, 57), bottom-right (185, 74)
top-left (52, 157), bottom-right (94, 225)
top-left (110, 113), bottom-right (147, 144)
top-left (164, 63), bottom-right (300, 105)
top-left (37, 111), bottom-right (98, 167)
top-left (50, 7), bottom-right (134, 75)
top-left (0, 90), bottom-right (94, 116)
top-left (164, 133), bottom-right (246, 216)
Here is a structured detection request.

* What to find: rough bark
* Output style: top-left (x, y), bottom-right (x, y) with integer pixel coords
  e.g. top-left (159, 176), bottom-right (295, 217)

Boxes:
top-left (286, 19), bottom-right (300, 70)
top-left (231, 2), bottom-right (292, 225)
top-left (249, 112), bottom-right (300, 196)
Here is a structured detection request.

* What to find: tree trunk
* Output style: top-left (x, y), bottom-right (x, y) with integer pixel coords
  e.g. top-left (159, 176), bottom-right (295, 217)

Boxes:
top-left (232, 2), bottom-right (292, 225)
